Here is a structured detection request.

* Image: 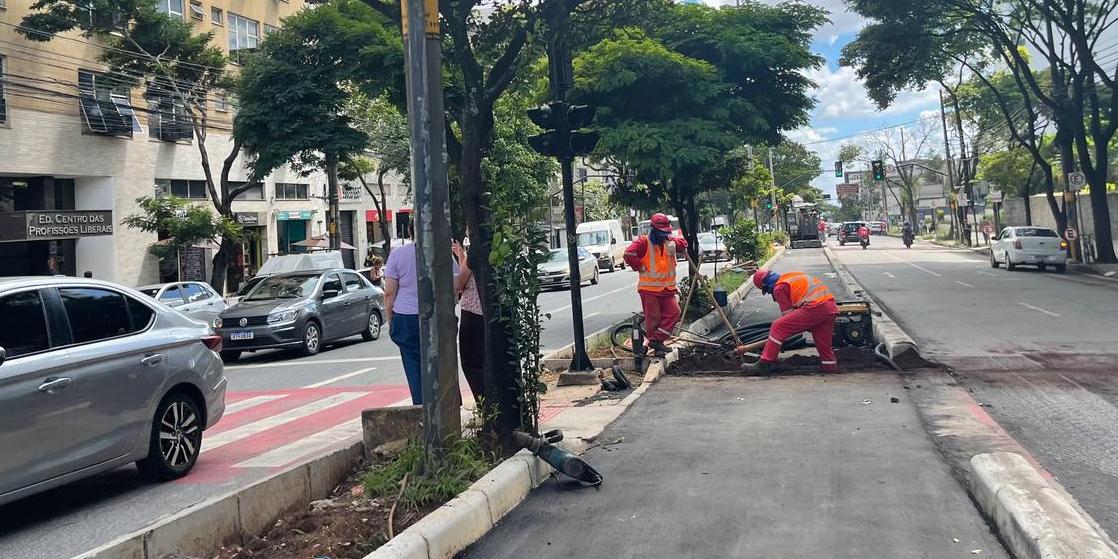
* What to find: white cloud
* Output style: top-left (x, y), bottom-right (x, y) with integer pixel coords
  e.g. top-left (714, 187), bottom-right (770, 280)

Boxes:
top-left (805, 65), bottom-right (939, 120)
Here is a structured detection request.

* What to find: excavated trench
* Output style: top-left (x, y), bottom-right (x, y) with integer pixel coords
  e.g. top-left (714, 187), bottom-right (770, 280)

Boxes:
top-left (670, 345), bottom-right (889, 376)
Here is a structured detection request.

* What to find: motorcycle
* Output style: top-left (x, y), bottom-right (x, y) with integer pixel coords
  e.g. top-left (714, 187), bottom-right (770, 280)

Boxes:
top-left (859, 235), bottom-right (870, 250)
top-left (902, 230), bottom-right (914, 248)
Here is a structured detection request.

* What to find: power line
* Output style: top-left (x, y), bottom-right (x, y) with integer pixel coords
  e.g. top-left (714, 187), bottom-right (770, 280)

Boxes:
top-left (802, 114), bottom-right (939, 146)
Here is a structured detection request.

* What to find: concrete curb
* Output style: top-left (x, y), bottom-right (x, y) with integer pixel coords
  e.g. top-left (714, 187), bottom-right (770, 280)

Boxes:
top-left (822, 245), bottom-right (925, 369)
top-left (970, 452), bottom-right (1118, 559)
top-left (542, 320), bottom-right (619, 362)
top-left (684, 245), bottom-right (786, 341)
top-left (72, 441), bottom-right (364, 559)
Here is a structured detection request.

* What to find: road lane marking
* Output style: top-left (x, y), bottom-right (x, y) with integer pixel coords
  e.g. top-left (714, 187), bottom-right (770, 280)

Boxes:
top-left (202, 392), bottom-right (367, 452)
top-left (884, 272), bottom-right (896, 278)
top-left (977, 271), bottom-right (998, 277)
top-left (882, 251), bottom-right (943, 277)
top-left (584, 312), bottom-right (601, 319)
top-left (955, 280), bottom-right (975, 288)
top-left (1018, 302), bottom-right (1061, 317)
top-left (302, 367), bottom-right (377, 389)
top-left (225, 356), bottom-right (400, 370)
top-left (544, 284), bottom-right (635, 315)
top-left (234, 420), bottom-right (363, 468)
top-left (224, 395), bottom-right (286, 414)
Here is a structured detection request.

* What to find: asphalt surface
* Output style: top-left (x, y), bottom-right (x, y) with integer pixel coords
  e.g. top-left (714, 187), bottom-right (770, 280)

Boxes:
top-left (465, 374), bottom-right (1007, 559)
top-left (829, 235), bottom-right (1118, 543)
top-left (0, 258), bottom-right (715, 559)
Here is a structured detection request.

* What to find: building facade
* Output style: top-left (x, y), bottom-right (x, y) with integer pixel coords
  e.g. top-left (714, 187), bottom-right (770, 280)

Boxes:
top-left (0, 0), bottom-right (409, 290)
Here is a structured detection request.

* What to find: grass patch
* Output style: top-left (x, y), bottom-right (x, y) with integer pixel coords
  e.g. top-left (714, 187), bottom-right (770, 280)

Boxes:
top-left (363, 436), bottom-right (496, 511)
top-left (712, 269), bottom-right (747, 293)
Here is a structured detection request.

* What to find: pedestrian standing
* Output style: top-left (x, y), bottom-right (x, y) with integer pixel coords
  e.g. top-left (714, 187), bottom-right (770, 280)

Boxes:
top-left (368, 256), bottom-right (384, 287)
top-left (623, 213), bottom-right (688, 356)
top-left (452, 240), bottom-right (485, 402)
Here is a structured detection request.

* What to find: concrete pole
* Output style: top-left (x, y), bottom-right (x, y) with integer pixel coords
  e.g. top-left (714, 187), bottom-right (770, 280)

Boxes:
top-left (401, 0), bottom-right (461, 459)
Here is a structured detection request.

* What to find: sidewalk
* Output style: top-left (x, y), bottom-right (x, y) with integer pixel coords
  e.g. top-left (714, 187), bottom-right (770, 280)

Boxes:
top-left (463, 247), bottom-right (1007, 558)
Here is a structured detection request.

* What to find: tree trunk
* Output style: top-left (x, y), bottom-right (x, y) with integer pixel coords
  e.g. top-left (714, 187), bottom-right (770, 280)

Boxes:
top-left (209, 237), bottom-right (236, 293)
top-left (325, 153), bottom-right (341, 251)
top-left (377, 169), bottom-right (394, 260)
top-left (683, 192), bottom-right (700, 268)
top-left (1085, 166), bottom-right (1116, 262)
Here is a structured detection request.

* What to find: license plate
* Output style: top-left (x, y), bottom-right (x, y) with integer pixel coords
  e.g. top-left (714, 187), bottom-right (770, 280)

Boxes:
top-left (230, 331), bottom-right (254, 341)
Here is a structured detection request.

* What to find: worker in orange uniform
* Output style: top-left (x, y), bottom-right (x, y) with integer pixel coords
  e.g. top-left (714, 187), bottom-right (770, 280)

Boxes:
top-left (624, 213), bottom-right (688, 357)
top-left (739, 269), bottom-right (839, 373)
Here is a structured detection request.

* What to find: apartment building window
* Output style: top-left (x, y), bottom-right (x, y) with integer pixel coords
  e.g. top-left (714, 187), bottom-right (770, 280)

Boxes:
top-left (189, 1), bottom-right (204, 20)
top-left (215, 93), bottom-right (229, 112)
top-left (0, 57), bottom-right (7, 126)
top-left (146, 90), bottom-right (193, 142)
top-left (78, 70), bottom-right (137, 137)
top-left (264, 24), bottom-right (280, 37)
top-left (232, 181), bottom-right (264, 200)
top-left (155, 0), bottom-right (184, 18)
top-left (211, 7), bottom-right (223, 25)
top-left (228, 13), bottom-right (259, 62)
top-left (156, 179), bottom-right (208, 200)
top-left (275, 183), bottom-right (309, 200)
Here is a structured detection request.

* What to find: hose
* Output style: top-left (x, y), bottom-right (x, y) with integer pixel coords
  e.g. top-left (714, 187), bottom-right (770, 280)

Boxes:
top-left (714, 321), bottom-right (809, 351)
top-left (874, 342), bottom-right (902, 371)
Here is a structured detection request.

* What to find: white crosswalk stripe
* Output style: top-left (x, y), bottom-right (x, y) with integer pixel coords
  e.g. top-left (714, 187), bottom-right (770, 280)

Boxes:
top-left (223, 395), bottom-right (286, 414)
top-left (234, 420), bottom-right (363, 468)
top-left (202, 392), bottom-right (366, 453)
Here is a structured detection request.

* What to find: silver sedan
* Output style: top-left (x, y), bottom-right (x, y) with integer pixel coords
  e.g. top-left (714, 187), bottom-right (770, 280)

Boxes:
top-left (138, 281), bottom-right (228, 327)
top-left (0, 277), bottom-right (227, 506)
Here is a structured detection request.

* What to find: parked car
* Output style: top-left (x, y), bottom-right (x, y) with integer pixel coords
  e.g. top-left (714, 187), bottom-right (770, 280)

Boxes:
top-left (698, 232), bottom-right (729, 262)
top-left (225, 251), bottom-right (348, 306)
top-left (0, 277), bottom-right (227, 506)
top-left (577, 219), bottom-right (627, 272)
top-left (538, 248), bottom-right (600, 290)
top-left (226, 275), bottom-right (267, 306)
top-left (991, 226), bottom-right (1068, 273)
top-left (838, 221), bottom-right (867, 245)
top-left (215, 269), bottom-right (385, 361)
top-left (138, 281), bottom-right (227, 327)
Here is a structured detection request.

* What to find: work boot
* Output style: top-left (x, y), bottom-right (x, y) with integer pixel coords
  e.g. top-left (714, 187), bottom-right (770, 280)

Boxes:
top-left (649, 340), bottom-right (671, 357)
top-left (740, 359), bottom-right (776, 375)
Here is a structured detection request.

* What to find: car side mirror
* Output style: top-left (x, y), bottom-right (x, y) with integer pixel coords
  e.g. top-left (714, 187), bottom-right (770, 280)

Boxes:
top-left (322, 288), bottom-right (341, 300)
top-left (0, 346), bottom-right (6, 367)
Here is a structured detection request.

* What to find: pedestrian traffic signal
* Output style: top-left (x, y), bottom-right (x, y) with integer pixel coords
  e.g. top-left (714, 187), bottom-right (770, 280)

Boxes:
top-left (834, 161), bottom-right (843, 177)
top-left (871, 160), bottom-right (885, 181)
top-left (527, 103), bottom-right (563, 156)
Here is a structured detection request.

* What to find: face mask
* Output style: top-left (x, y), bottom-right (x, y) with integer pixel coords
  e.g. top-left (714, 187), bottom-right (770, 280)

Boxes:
top-left (650, 228), bottom-right (670, 245)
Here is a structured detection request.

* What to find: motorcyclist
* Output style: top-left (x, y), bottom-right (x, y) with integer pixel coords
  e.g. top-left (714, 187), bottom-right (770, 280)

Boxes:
top-left (902, 222), bottom-right (914, 246)
top-left (858, 223), bottom-right (871, 246)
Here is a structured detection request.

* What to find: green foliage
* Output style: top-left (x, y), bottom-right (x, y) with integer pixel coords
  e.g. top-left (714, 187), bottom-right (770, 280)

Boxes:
top-left (977, 148), bottom-right (1044, 198)
top-left (678, 274), bottom-right (713, 321)
top-left (579, 181), bottom-right (624, 223)
top-left (720, 219), bottom-right (768, 263)
top-left (124, 196), bottom-right (243, 259)
top-left (772, 140), bottom-right (824, 197)
top-left (235, 0), bottom-right (404, 180)
top-left (363, 436), bottom-right (495, 512)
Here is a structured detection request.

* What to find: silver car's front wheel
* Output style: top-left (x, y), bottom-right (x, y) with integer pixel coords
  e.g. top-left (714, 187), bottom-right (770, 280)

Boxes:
top-left (137, 392), bottom-right (202, 480)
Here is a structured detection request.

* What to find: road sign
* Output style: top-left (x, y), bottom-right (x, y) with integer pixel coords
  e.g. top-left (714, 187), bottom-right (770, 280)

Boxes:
top-left (1066, 227), bottom-right (1078, 240)
top-left (956, 192), bottom-right (969, 206)
top-left (1068, 172), bottom-right (1086, 190)
top-left (836, 183), bottom-right (860, 198)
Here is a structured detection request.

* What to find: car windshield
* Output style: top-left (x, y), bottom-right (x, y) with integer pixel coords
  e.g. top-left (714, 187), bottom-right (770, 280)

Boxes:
top-left (578, 231), bottom-right (610, 246)
top-left (699, 233), bottom-right (717, 245)
top-left (235, 276), bottom-right (265, 297)
top-left (548, 250), bottom-right (567, 263)
top-left (245, 274), bottom-right (319, 301)
top-left (138, 288), bottom-right (160, 297)
top-left (844, 223), bottom-right (863, 231)
top-left (1017, 228), bottom-right (1059, 237)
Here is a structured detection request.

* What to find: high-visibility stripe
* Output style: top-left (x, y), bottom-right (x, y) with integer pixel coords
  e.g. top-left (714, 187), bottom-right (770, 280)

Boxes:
top-left (768, 336), bottom-right (783, 344)
top-left (821, 361), bottom-right (837, 365)
top-left (638, 238), bottom-right (677, 291)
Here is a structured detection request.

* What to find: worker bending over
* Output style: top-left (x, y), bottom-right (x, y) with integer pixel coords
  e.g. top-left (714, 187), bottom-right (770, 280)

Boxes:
top-left (740, 269), bottom-right (839, 373)
top-left (624, 213), bottom-right (688, 357)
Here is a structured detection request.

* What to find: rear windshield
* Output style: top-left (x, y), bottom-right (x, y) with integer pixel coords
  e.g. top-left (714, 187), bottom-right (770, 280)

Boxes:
top-left (1017, 228), bottom-right (1058, 237)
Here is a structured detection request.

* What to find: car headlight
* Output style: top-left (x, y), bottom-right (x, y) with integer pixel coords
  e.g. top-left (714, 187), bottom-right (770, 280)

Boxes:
top-left (268, 309), bottom-right (299, 324)
top-left (213, 317), bottom-right (223, 329)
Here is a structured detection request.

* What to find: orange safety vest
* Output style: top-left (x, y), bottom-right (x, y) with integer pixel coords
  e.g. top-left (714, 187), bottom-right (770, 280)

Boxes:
top-left (637, 237), bottom-right (677, 292)
top-left (776, 271), bottom-right (834, 308)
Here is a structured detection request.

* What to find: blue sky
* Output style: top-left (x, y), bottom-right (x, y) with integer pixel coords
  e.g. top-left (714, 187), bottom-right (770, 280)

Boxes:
top-left (703, 0), bottom-right (943, 197)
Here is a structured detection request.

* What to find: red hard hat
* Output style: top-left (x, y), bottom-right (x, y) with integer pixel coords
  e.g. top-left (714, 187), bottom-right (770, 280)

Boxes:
top-left (752, 270), bottom-right (768, 290)
top-left (650, 213), bottom-right (672, 232)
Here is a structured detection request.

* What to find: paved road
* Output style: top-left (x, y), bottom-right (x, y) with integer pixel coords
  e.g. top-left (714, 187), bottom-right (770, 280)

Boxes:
top-left (0, 258), bottom-right (713, 558)
top-left (829, 235), bottom-right (1118, 542)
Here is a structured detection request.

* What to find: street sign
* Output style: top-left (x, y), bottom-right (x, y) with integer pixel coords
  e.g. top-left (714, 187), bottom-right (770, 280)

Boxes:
top-left (955, 192), bottom-right (969, 206)
top-left (836, 183), bottom-right (860, 198)
top-left (1066, 227), bottom-right (1078, 240)
top-left (988, 190), bottom-right (1003, 203)
top-left (1068, 172), bottom-right (1086, 190)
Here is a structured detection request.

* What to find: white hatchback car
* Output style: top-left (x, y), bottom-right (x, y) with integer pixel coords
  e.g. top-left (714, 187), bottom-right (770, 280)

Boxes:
top-left (991, 226), bottom-right (1069, 273)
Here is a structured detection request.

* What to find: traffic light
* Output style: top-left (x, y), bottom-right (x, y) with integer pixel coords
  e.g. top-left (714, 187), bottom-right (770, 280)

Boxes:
top-left (527, 103), bottom-right (562, 156)
top-left (567, 105), bottom-right (599, 156)
top-left (871, 160), bottom-right (885, 181)
top-left (834, 161), bottom-right (843, 177)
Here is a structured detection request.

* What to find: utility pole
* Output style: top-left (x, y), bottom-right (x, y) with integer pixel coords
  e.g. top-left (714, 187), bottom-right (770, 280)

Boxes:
top-left (401, 0), bottom-right (461, 458)
top-left (767, 147), bottom-right (778, 231)
top-left (326, 154), bottom-right (342, 251)
top-left (938, 89), bottom-right (957, 242)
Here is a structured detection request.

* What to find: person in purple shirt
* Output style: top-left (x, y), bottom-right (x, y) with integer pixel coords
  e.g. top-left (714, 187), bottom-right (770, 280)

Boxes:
top-left (383, 227), bottom-right (459, 405)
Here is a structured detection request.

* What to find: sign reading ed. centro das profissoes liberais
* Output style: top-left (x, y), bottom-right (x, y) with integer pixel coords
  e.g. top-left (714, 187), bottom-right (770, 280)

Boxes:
top-left (26, 211), bottom-right (114, 241)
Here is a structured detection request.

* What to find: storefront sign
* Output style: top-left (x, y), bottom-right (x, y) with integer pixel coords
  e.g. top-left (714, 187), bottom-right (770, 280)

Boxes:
top-left (366, 209), bottom-right (394, 222)
top-left (235, 212), bottom-right (264, 226)
top-left (0, 210), bottom-right (114, 242)
top-left (276, 210), bottom-right (314, 221)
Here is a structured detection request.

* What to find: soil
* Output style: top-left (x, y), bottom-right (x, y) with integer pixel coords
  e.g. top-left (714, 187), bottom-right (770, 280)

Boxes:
top-left (670, 345), bottom-right (888, 375)
top-left (209, 471), bottom-right (442, 559)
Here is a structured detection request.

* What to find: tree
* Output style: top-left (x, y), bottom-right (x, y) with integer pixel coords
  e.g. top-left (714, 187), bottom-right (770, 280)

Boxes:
top-left (343, 94), bottom-right (412, 260)
top-left (235, 0), bottom-right (404, 255)
top-left (20, 1), bottom-right (258, 290)
top-left (123, 196), bottom-right (243, 272)
top-left (771, 141), bottom-right (823, 200)
top-left (978, 147), bottom-right (1049, 225)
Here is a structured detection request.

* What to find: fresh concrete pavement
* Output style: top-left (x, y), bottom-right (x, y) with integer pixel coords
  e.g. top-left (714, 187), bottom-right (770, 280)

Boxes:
top-left (465, 247), bottom-right (1010, 558)
top-left (0, 258), bottom-right (714, 559)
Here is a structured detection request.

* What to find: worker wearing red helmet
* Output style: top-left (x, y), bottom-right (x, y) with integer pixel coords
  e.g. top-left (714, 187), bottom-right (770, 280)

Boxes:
top-left (740, 268), bottom-right (839, 373)
top-left (623, 213), bottom-right (688, 356)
